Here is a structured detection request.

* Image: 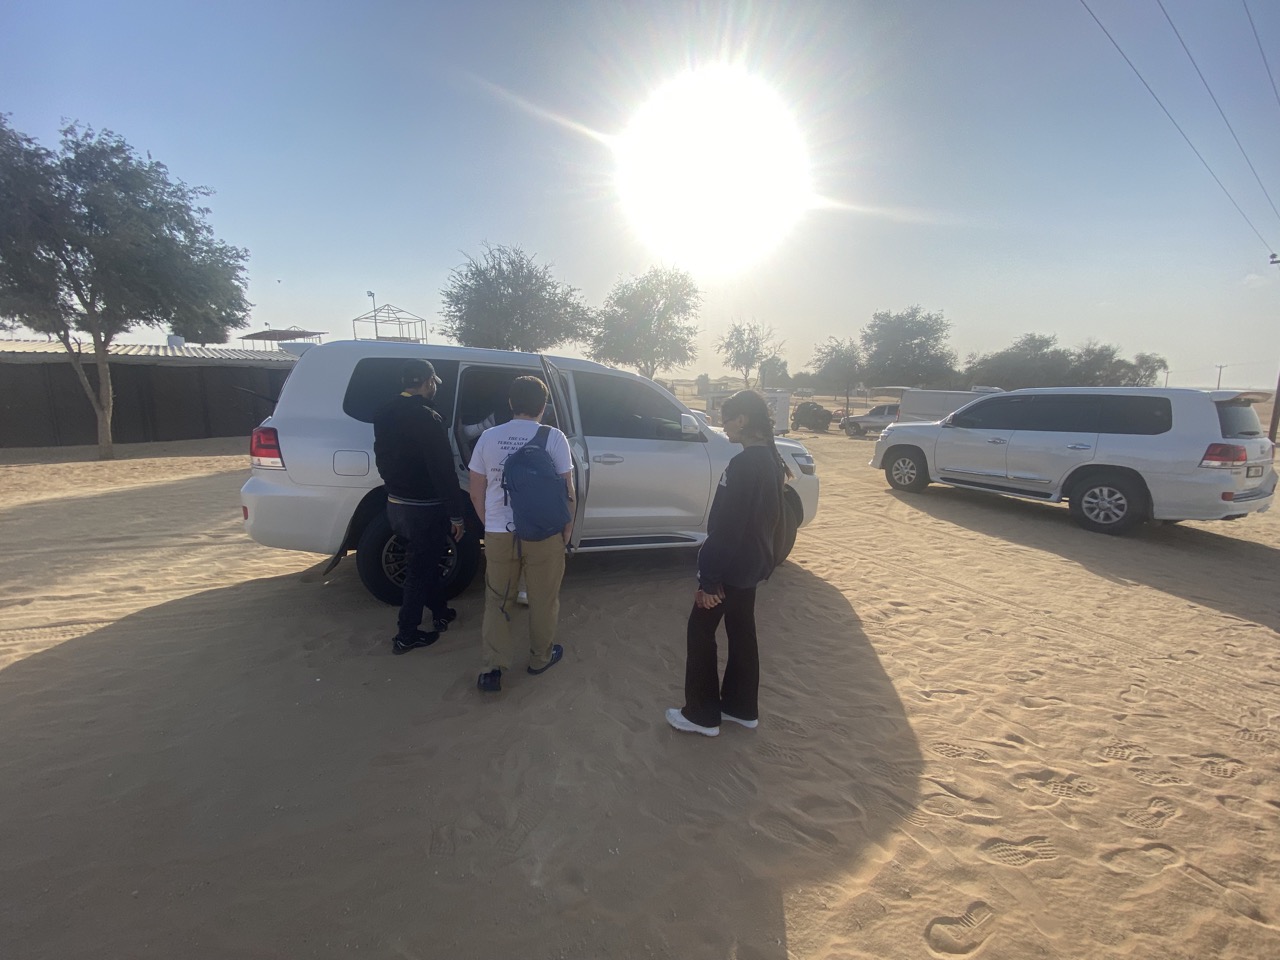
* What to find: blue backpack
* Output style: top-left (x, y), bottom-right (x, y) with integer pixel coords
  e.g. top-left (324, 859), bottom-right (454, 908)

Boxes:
top-left (501, 425), bottom-right (572, 542)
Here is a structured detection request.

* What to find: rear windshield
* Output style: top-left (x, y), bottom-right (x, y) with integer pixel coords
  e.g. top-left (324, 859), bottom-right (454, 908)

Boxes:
top-left (1215, 401), bottom-right (1264, 438)
top-left (342, 357), bottom-right (461, 423)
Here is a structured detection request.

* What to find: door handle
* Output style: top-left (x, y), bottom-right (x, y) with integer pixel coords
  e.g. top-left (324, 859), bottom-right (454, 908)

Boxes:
top-left (1066, 444), bottom-right (1092, 450)
top-left (986, 438), bottom-right (1007, 445)
top-left (592, 454), bottom-right (625, 464)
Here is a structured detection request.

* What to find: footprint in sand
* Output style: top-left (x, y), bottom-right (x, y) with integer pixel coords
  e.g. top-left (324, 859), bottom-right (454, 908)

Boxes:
top-left (1129, 768), bottom-right (1188, 786)
top-left (1119, 683), bottom-right (1147, 705)
top-left (1005, 669), bottom-right (1044, 684)
top-left (1120, 797), bottom-right (1179, 830)
top-left (1097, 739), bottom-right (1154, 763)
top-left (1019, 695), bottom-right (1065, 709)
top-left (1174, 753), bottom-right (1248, 780)
top-left (978, 836), bottom-right (1057, 867)
top-left (918, 688), bottom-right (973, 702)
top-left (904, 792), bottom-right (1002, 826)
top-left (1234, 728), bottom-right (1269, 744)
top-left (1217, 795), bottom-right (1256, 816)
top-left (1011, 769), bottom-right (1100, 803)
top-left (925, 902), bottom-right (995, 956)
top-left (1100, 842), bottom-right (1180, 876)
top-left (930, 742), bottom-right (995, 763)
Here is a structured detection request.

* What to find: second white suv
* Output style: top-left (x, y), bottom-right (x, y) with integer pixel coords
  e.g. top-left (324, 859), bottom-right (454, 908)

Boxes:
top-left (870, 387), bottom-right (1275, 533)
top-left (242, 340), bottom-right (820, 602)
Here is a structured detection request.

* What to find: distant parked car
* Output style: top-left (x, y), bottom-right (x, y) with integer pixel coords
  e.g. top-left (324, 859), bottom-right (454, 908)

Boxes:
top-left (791, 401), bottom-right (835, 432)
top-left (871, 387), bottom-right (1275, 534)
top-left (842, 403), bottom-right (900, 436)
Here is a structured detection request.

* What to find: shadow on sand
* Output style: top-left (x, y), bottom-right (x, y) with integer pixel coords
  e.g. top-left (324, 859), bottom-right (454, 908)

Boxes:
top-left (892, 484), bottom-right (1280, 631)
top-left (0, 548), bottom-right (920, 960)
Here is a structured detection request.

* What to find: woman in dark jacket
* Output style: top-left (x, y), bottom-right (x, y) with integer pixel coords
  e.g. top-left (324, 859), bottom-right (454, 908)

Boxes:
top-left (666, 390), bottom-right (791, 737)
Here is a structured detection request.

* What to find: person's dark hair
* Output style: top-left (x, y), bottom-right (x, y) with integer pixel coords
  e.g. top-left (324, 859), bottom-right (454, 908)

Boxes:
top-left (721, 390), bottom-right (794, 479)
top-left (509, 376), bottom-right (549, 417)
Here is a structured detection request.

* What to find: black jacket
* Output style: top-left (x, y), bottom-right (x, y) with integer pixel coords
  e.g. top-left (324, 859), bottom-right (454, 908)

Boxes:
top-left (697, 444), bottom-right (785, 591)
top-left (373, 393), bottom-right (466, 520)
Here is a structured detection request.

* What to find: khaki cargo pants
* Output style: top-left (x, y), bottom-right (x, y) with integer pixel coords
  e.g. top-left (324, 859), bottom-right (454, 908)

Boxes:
top-left (481, 531), bottom-right (565, 672)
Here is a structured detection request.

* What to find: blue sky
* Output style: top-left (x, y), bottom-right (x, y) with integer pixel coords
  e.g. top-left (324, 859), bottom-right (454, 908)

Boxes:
top-left (3, 0), bottom-right (1280, 389)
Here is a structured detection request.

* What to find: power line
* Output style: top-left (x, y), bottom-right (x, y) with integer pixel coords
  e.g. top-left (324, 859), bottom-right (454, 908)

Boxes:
top-left (1243, 0), bottom-right (1280, 115)
top-left (1078, 0), bottom-right (1276, 253)
top-left (1157, 0), bottom-right (1280, 229)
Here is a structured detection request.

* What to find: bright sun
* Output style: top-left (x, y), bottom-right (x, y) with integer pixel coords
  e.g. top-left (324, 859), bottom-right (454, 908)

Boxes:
top-left (614, 66), bottom-right (812, 277)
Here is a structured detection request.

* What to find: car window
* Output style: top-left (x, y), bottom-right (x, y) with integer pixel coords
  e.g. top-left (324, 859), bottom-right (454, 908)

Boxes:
top-left (1216, 401), bottom-right (1264, 438)
top-left (342, 356), bottom-right (460, 424)
top-left (951, 395), bottom-right (1034, 430)
top-left (1098, 395), bottom-right (1172, 435)
top-left (574, 370), bottom-right (690, 440)
top-left (1022, 395), bottom-right (1100, 432)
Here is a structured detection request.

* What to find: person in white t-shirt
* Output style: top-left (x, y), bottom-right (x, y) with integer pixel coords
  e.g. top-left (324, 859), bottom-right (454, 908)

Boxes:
top-left (467, 376), bottom-right (574, 693)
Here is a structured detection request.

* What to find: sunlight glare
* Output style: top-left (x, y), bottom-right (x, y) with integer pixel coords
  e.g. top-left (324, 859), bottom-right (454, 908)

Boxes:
top-left (614, 67), bottom-right (812, 277)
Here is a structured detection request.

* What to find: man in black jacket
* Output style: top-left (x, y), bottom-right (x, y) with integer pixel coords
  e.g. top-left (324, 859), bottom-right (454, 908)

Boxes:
top-left (373, 359), bottom-right (468, 655)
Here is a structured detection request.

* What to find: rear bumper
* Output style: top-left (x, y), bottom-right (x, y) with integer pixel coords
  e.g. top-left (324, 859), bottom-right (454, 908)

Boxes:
top-left (241, 471), bottom-right (366, 555)
top-left (1148, 471), bottom-right (1276, 521)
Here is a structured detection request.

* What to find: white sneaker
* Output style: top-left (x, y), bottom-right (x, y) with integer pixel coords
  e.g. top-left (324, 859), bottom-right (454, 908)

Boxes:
top-left (665, 708), bottom-right (719, 737)
top-left (721, 713), bottom-right (759, 729)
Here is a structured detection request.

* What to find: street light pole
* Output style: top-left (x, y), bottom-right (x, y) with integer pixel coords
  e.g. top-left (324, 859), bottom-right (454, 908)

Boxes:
top-left (367, 290), bottom-right (377, 340)
top-left (1269, 256), bottom-right (1280, 443)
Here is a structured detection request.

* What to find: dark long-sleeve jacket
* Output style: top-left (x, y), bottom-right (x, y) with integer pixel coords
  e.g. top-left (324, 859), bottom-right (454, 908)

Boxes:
top-left (697, 444), bottom-right (785, 591)
top-left (373, 393), bottom-right (467, 521)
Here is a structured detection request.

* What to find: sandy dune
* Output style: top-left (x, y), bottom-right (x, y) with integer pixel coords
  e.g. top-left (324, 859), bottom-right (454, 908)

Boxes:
top-left (1, 433), bottom-right (1277, 959)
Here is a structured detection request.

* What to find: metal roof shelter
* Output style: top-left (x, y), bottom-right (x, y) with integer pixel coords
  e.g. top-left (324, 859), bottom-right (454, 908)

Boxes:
top-left (351, 304), bottom-right (430, 343)
top-left (0, 339), bottom-right (296, 365)
top-left (239, 326), bottom-right (327, 350)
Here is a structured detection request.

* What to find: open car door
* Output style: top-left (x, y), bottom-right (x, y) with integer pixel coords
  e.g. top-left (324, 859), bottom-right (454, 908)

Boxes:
top-left (539, 355), bottom-right (587, 550)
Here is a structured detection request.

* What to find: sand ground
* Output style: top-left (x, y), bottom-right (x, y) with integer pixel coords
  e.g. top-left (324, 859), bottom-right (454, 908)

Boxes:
top-left (1, 432), bottom-right (1278, 959)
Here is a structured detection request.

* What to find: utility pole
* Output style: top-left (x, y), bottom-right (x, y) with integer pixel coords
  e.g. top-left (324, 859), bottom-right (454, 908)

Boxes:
top-left (1269, 256), bottom-right (1280, 442)
top-left (1215, 364), bottom-right (1227, 389)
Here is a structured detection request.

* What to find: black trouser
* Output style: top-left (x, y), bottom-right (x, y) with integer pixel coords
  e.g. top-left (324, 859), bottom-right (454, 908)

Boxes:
top-left (682, 584), bottom-right (759, 728)
top-left (386, 501), bottom-right (451, 639)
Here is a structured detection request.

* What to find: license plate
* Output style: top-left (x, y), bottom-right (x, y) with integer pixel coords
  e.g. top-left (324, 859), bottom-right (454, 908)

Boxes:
top-left (1247, 465), bottom-right (1263, 478)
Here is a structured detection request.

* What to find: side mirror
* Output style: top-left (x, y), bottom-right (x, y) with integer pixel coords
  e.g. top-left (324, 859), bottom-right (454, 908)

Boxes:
top-left (681, 413), bottom-right (702, 436)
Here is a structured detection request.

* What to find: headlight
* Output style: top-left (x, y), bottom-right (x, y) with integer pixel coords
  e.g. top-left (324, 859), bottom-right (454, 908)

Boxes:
top-left (791, 453), bottom-right (816, 476)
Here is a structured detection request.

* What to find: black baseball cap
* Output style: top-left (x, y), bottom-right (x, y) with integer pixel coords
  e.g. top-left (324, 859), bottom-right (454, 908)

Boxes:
top-left (400, 359), bottom-right (441, 387)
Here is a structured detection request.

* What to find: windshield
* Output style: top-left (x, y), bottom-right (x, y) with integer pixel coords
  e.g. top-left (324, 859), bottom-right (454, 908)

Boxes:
top-left (1216, 401), bottom-right (1263, 438)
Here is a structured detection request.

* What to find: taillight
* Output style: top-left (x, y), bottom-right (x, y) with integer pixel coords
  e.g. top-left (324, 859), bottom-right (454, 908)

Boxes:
top-left (1199, 443), bottom-right (1247, 468)
top-left (251, 426), bottom-right (285, 469)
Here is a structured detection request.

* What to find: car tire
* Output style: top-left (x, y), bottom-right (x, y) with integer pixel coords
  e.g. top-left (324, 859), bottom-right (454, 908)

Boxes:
top-left (355, 511), bottom-right (482, 605)
top-left (774, 493), bottom-right (802, 566)
top-left (884, 448), bottom-right (930, 492)
top-left (846, 423), bottom-right (865, 437)
top-left (1068, 472), bottom-right (1148, 535)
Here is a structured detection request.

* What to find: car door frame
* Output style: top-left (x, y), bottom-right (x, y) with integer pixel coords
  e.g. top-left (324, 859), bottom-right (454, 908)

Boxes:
top-left (539, 355), bottom-right (588, 550)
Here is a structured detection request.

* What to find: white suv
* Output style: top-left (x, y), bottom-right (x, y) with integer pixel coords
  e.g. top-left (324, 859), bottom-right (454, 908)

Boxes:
top-left (870, 387), bottom-right (1275, 533)
top-left (242, 340), bottom-right (820, 602)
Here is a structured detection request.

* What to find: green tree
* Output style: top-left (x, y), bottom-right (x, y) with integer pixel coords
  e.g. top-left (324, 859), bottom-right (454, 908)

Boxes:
top-left (1125, 351), bottom-right (1169, 387)
top-left (1068, 340), bottom-right (1130, 386)
top-left (963, 333), bottom-right (1075, 389)
top-left (587, 266), bottom-right (700, 378)
top-left (810, 337), bottom-right (862, 411)
top-left (758, 355), bottom-right (790, 389)
top-left (439, 243), bottom-right (589, 351)
top-left (0, 117), bottom-right (250, 459)
top-left (859, 305), bottom-right (956, 387)
top-left (715, 320), bottom-right (782, 389)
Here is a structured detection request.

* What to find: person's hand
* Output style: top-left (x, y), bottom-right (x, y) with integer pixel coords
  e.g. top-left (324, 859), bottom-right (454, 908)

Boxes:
top-left (694, 588), bottom-right (723, 609)
top-left (450, 521), bottom-right (465, 541)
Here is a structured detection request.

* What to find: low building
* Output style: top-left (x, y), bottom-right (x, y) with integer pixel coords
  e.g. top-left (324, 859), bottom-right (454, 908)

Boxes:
top-left (0, 340), bottom-right (296, 448)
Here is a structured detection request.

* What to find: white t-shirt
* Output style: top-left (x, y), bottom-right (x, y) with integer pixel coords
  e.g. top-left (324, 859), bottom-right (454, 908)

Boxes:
top-left (468, 418), bottom-right (573, 533)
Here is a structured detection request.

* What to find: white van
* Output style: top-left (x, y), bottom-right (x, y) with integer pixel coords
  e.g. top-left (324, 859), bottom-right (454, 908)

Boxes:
top-left (898, 388), bottom-right (1004, 423)
top-left (241, 340), bottom-right (821, 602)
